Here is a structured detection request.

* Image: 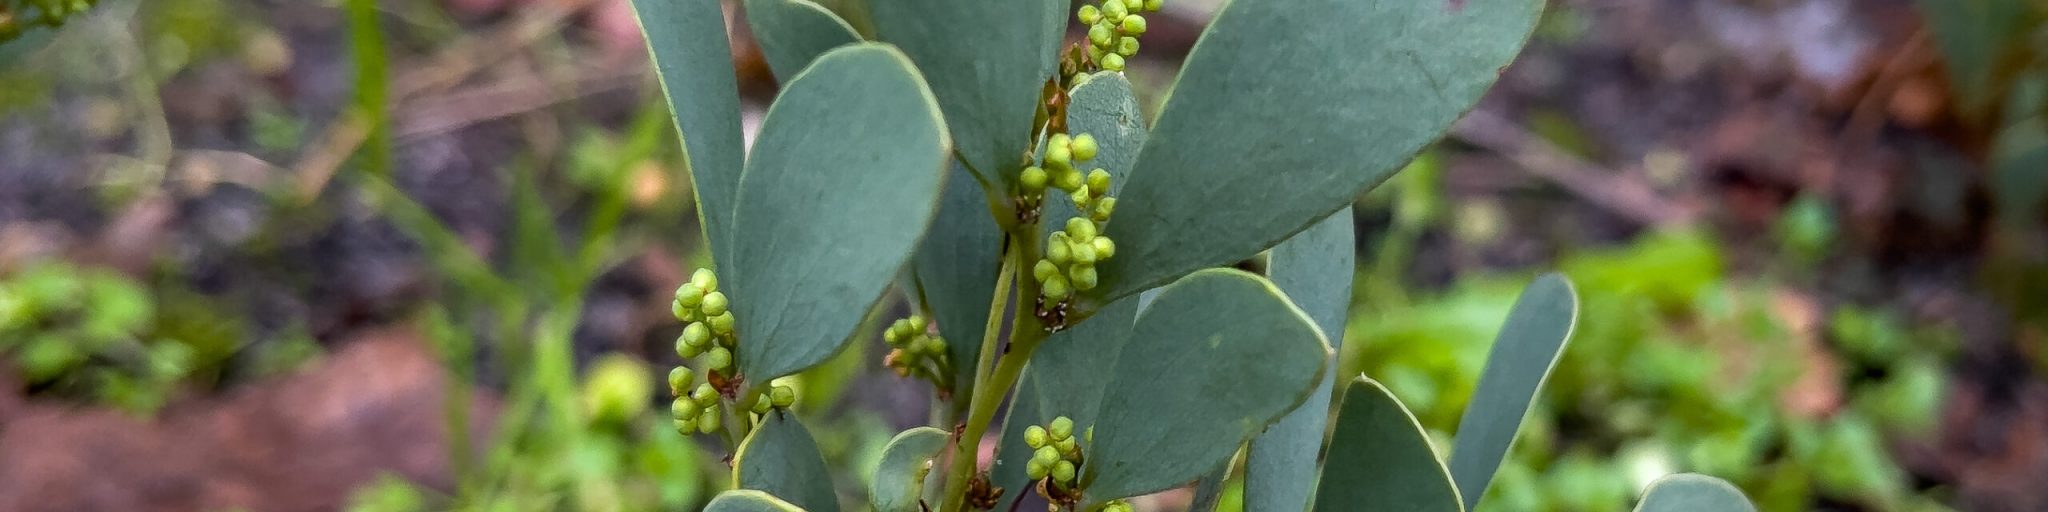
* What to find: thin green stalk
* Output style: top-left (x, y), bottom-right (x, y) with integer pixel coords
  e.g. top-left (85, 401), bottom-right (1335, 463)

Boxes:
top-left (941, 240), bottom-right (1020, 509)
top-left (943, 222), bottom-right (1056, 511)
top-left (343, 0), bottom-right (389, 178)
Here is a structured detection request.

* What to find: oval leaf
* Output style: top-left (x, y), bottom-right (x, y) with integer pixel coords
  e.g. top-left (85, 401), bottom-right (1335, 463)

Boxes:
top-left (735, 410), bottom-right (839, 511)
top-left (706, 490), bottom-right (808, 512)
top-left (1041, 71), bottom-right (1148, 241)
top-left (913, 160), bottom-right (1004, 399)
top-left (1313, 378), bottom-right (1462, 512)
top-left (870, 0), bottom-right (1066, 191)
top-left (743, 0), bottom-right (862, 83)
top-left (1092, 0), bottom-right (1544, 302)
top-left (1632, 474), bottom-right (1756, 512)
top-left (1083, 269), bottom-right (1331, 505)
top-left (630, 0), bottom-right (747, 268)
top-left (1244, 209), bottom-right (1355, 512)
top-left (731, 43), bottom-right (951, 384)
top-left (1446, 273), bottom-right (1577, 509)
top-left (871, 427), bottom-right (951, 512)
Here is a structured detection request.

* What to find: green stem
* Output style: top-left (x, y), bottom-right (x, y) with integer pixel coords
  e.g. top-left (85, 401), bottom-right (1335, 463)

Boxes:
top-left (943, 225), bottom-right (1056, 511)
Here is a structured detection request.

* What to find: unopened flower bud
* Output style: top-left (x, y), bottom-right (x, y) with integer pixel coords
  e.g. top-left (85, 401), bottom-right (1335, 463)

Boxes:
top-left (1021, 166), bottom-right (1048, 193)
top-left (1067, 217), bottom-right (1097, 241)
top-left (1025, 425), bottom-right (1049, 448)
top-left (669, 367), bottom-right (694, 396)
top-left (1078, 4), bottom-right (1101, 24)
top-left (1070, 265), bottom-right (1099, 291)
top-left (697, 409), bottom-right (722, 433)
top-left (1042, 274), bottom-right (1072, 301)
top-left (673, 399), bottom-right (699, 420)
top-left (1102, 53), bottom-right (1126, 72)
top-left (1092, 237), bottom-right (1117, 259)
top-left (1034, 259), bottom-right (1059, 282)
top-left (706, 346), bottom-right (733, 371)
top-left (1088, 22), bottom-right (1113, 47)
top-left (708, 311), bottom-right (735, 335)
top-left (691, 268), bottom-right (718, 292)
top-left (770, 385), bottom-right (797, 408)
top-left (700, 291), bottom-right (729, 316)
top-left (1071, 134), bottom-right (1099, 161)
top-left (1050, 417), bottom-right (1075, 440)
top-left (1121, 14), bottom-right (1147, 35)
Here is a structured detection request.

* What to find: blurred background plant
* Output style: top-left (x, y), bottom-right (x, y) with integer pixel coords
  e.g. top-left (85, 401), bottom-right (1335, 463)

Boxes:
top-left (0, 0), bottom-right (2044, 511)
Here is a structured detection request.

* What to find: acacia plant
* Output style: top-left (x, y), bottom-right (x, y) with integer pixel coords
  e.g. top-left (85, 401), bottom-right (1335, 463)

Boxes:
top-left (632, 0), bottom-right (1757, 510)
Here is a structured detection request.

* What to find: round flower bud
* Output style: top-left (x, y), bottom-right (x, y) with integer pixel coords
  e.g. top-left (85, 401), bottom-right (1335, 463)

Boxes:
top-left (1088, 22), bottom-right (1113, 47)
top-left (1046, 237), bottom-right (1072, 265)
top-left (706, 346), bottom-right (733, 371)
top-left (1050, 133), bottom-right (1072, 149)
top-left (1093, 197), bottom-right (1117, 221)
top-left (700, 291), bottom-right (729, 316)
top-left (1071, 241), bottom-right (1099, 265)
top-left (1066, 217), bottom-right (1097, 241)
top-left (669, 366), bottom-right (694, 396)
top-left (1077, 4), bottom-right (1101, 24)
top-left (1042, 274), bottom-right (1072, 301)
top-left (1102, 0), bottom-right (1127, 22)
top-left (1045, 143), bottom-right (1072, 167)
top-left (752, 395), bottom-right (772, 414)
top-left (697, 409), bottom-right (722, 433)
top-left (708, 311), bottom-right (736, 335)
top-left (1102, 53), bottom-right (1126, 72)
top-left (1071, 134), bottom-right (1099, 161)
top-left (1026, 458), bottom-right (1050, 480)
top-left (672, 399), bottom-right (699, 420)
top-left (1052, 460), bottom-right (1077, 484)
top-left (1024, 425), bottom-right (1049, 449)
top-left (674, 418), bottom-right (693, 434)
top-left (683, 322), bottom-right (711, 347)
top-left (1108, 500), bottom-right (1134, 512)
top-left (1092, 237), bottom-right (1117, 260)
top-left (883, 323), bottom-right (904, 344)
top-left (1020, 166), bottom-right (1048, 192)
top-left (1034, 259), bottom-right (1059, 282)
top-left (1088, 46), bottom-right (1108, 65)
top-left (691, 268), bottom-right (719, 292)
top-left (1117, 36), bottom-right (1141, 57)
top-left (675, 283), bottom-right (703, 308)
top-left (1070, 265), bottom-right (1099, 291)
top-left (1056, 167), bottom-right (1086, 192)
top-left (1121, 14), bottom-right (1147, 35)
top-left (1071, 188), bottom-right (1092, 207)
top-left (908, 316), bottom-right (928, 333)
top-left (676, 333), bottom-right (705, 358)
top-left (672, 300), bottom-right (690, 322)
top-left (918, 336), bottom-right (947, 356)
top-left (770, 385), bottom-right (797, 408)
top-left (1123, 0), bottom-right (1145, 12)
top-left (1144, 0), bottom-right (1162, 11)
top-left (1050, 417), bottom-right (1075, 440)
top-left (692, 383), bottom-right (718, 404)
top-left (1055, 435), bottom-right (1080, 458)
top-left (1081, 171), bottom-right (1114, 196)
top-left (1032, 445), bottom-right (1061, 467)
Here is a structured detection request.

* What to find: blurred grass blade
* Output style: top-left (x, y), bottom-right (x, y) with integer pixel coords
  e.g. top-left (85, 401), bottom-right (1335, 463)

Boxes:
top-left (869, 0), bottom-right (1066, 193)
top-left (1084, 269), bottom-right (1330, 506)
top-left (1314, 378), bottom-right (1463, 512)
top-left (706, 490), bottom-right (808, 511)
top-left (735, 411), bottom-right (838, 511)
top-left (629, 0), bottom-right (747, 269)
top-left (1632, 474), bottom-right (1756, 512)
top-left (743, 0), bottom-right (862, 82)
top-left (1093, 0), bottom-right (1543, 303)
top-left (913, 160), bottom-right (1003, 406)
top-left (1446, 273), bottom-right (1577, 509)
top-left (1245, 209), bottom-right (1355, 512)
top-left (870, 427), bottom-right (950, 512)
top-left (730, 44), bottom-right (951, 385)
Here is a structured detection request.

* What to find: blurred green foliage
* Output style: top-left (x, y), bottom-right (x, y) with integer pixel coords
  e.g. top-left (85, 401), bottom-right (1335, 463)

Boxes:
top-left (1342, 227), bottom-right (1957, 511)
top-left (0, 262), bottom-right (202, 413)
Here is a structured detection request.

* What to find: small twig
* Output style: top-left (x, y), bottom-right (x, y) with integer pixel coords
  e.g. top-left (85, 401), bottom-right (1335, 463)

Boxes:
top-left (1450, 110), bottom-right (1698, 226)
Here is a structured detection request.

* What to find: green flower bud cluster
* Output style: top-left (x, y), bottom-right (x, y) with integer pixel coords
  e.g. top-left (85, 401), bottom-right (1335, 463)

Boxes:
top-left (0, 0), bottom-right (100, 41)
top-left (667, 268), bottom-right (756, 436)
top-left (1076, 0), bottom-right (1159, 72)
top-left (881, 315), bottom-right (955, 393)
top-left (1029, 134), bottom-right (1118, 306)
top-left (1022, 416), bottom-right (1088, 492)
top-left (1020, 132), bottom-right (1103, 204)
